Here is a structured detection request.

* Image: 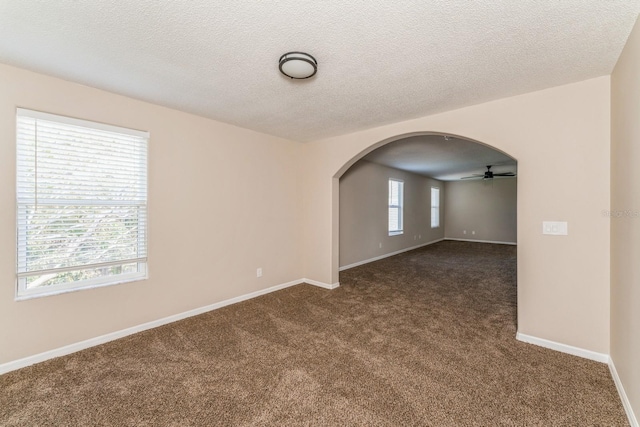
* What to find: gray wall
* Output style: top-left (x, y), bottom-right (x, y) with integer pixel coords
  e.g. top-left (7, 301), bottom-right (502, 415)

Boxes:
top-left (444, 178), bottom-right (517, 243)
top-left (339, 160), bottom-right (444, 268)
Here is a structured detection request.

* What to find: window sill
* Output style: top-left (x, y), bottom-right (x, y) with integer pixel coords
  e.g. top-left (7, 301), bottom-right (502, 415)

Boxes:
top-left (389, 231), bottom-right (403, 236)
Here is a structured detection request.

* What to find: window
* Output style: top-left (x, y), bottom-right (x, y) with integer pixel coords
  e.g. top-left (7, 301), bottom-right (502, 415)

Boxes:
top-left (431, 187), bottom-right (440, 228)
top-left (389, 179), bottom-right (404, 235)
top-left (16, 109), bottom-right (148, 299)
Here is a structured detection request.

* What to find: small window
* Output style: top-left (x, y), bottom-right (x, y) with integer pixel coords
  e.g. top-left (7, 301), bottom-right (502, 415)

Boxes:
top-left (16, 108), bottom-right (149, 299)
top-left (389, 179), bottom-right (404, 235)
top-left (431, 187), bottom-right (440, 228)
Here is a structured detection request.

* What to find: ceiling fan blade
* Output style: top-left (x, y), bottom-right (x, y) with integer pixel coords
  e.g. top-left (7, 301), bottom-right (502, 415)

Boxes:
top-left (493, 172), bottom-right (516, 176)
top-left (460, 176), bottom-right (482, 180)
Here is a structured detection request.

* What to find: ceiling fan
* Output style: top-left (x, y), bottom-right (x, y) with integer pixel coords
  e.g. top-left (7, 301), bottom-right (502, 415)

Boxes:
top-left (461, 165), bottom-right (516, 180)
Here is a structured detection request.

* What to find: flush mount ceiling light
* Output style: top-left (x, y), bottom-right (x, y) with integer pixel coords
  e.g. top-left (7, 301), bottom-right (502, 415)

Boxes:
top-left (279, 52), bottom-right (317, 79)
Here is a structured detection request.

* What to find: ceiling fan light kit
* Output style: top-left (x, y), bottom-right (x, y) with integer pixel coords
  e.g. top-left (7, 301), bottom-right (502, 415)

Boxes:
top-left (278, 52), bottom-right (317, 79)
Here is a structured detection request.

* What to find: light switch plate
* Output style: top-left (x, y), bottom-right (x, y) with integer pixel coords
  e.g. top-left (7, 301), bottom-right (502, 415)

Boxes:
top-left (542, 221), bottom-right (568, 235)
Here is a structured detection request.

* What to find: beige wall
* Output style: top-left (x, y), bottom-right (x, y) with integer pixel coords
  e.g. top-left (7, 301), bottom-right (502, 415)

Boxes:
top-left (611, 15), bottom-right (640, 422)
top-left (444, 178), bottom-right (517, 243)
top-left (339, 160), bottom-right (444, 268)
top-left (303, 76), bottom-right (611, 354)
top-left (0, 64), bottom-right (304, 364)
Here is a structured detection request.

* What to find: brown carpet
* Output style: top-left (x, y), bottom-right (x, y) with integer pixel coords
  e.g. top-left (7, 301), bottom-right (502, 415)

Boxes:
top-left (0, 241), bottom-right (628, 426)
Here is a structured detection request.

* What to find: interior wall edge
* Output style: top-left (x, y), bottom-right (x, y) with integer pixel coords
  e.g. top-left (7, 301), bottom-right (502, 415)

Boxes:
top-left (609, 357), bottom-right (640, 427)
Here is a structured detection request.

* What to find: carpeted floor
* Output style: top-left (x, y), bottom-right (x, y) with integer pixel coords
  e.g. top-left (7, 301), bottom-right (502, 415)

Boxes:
top-left (0, 241), bottom-right (628, 426)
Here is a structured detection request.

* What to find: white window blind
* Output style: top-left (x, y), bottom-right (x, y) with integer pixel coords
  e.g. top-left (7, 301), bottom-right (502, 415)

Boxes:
top-left (431, 187), bottom-right (440, 228)
top-left (16, 108), bottom-right (149, 299)
top-left (389, 179), bottom-right (404, 235)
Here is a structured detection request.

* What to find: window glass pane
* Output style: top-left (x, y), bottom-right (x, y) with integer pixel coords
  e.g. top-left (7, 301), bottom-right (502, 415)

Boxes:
top-left (431, 187), bottom-right (440, 228)
top-left (389, 179), bottom-right (403, 234)
top-left (18, 205), bottom-right (146, 272)
top-left (16, 109), bottom-right (148, 298)
top-left (389, 207), bottom-right (399, 231)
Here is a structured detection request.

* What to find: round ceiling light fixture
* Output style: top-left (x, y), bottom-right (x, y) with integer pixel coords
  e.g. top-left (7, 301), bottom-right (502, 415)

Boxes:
top-left (279, 52), bottom-right (317, 79)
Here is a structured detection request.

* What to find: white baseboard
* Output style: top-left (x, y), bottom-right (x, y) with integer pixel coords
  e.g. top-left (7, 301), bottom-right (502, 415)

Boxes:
top-left (444, 238), bottom-right (517, 245)
top-left (1, 278), bottom-right (333, 375)
top-left (339, 238), bottom-right (444, 271)
top-left (609, 358), bottom-right (639, 427)
top-left (303, 278), bottom-right (340, 289)
top-left (515, 332), bottom-right (609, 363)
top-left (517, 333), bottom-right (636, 426)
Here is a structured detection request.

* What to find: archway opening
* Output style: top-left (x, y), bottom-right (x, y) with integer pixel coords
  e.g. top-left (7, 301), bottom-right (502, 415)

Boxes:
top-left (333, 131), bottom-right (518, 325)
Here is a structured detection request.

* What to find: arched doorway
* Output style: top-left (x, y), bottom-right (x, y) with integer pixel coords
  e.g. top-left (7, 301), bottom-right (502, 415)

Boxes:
top-left (336, 133), bottom-right (517, 271)
top-left (330, 131), bottom-right (518, 285)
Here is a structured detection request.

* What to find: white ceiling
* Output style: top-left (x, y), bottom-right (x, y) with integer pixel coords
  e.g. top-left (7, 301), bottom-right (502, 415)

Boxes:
top-left (362, 134), bottom-right (517, 181)
top-left (0, 1), bottom-right (638, 142)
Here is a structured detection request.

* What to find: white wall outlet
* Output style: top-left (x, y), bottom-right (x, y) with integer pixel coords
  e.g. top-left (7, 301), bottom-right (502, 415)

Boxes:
top-left (379, 242), bottom-right (382, 248)
top-left (419, 234), bottom-right (421, 239)
top-left (472, 231), bottom-right (476, 235)
top-left (463, 230), bottom-right (467, 234)
top-left (543, 221), bottom-right (568, 236)
top-left (256, 268), bottom-right (263, 277)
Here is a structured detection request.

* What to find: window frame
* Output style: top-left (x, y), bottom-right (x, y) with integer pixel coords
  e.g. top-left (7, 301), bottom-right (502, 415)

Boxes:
top-left (15, 108), bottom-right (149, 300)
top-left (388, 178), bottom-right (404, 236)
top-left (431, 186), bottom-right (440, 228)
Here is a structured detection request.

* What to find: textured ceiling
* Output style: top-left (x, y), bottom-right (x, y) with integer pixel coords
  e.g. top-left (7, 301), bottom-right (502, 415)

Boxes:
top-left (0, 1), bottom-right (638, 142)
top-left (363, 135), bottom-right (517, 181)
